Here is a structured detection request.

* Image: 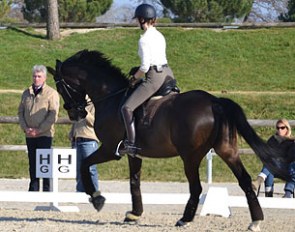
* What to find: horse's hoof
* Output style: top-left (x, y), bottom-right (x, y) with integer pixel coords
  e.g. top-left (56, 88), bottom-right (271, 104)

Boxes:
top-left (175, 219), bottom-right (190, 227)
top-left (124, 211), bottom-right (140, 224)
top-left (89, 192), bottom-right (106, 212)
top-left (248, 220), bottom-right (261, 231)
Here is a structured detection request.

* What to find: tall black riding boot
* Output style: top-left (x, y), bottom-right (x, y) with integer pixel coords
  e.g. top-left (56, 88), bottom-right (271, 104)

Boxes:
top-left (121, 107), bottom-right (136, 145)
top-left (116, 107), bottom-right (139, 156)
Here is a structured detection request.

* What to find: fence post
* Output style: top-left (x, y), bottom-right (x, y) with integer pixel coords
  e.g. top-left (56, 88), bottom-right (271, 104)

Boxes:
top-left (206, 149), bottom-right (213, 184)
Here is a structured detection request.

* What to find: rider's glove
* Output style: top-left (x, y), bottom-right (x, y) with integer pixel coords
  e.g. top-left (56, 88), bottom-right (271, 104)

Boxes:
top-left (129, 66), bottom-right (139, 76)
top-left (129, 76), bottom-right (138, 88)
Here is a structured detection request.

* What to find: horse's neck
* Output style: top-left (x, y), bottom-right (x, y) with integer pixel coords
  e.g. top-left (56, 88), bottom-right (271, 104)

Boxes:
top-left (92, 92), bottom-right (126, 140)
top-left (91, 90), bottom-right (125, 114)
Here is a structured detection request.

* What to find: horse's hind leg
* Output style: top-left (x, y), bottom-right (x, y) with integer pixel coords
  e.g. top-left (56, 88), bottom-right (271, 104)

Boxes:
top-left (214, 144), bottom-right (263, 231)
top-left (176, 154), bottom-right (203, 227)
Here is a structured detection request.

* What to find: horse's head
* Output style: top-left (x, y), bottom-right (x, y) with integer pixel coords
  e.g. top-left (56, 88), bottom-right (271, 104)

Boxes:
top-left (48, 49), bottom-right (129, 121)
top-left (47, 57), bottom-right (87, 121)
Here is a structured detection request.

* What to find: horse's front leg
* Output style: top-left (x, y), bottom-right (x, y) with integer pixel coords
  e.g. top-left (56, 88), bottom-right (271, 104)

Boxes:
top-left (124, 156), bottom-right (143, 223)
top-left (81, 145), bottom-right (121, 211)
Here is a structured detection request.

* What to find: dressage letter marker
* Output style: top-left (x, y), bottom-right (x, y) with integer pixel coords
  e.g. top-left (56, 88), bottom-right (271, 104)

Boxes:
top-left (36, 148), bottom-right (76, 178)
top-left (36, 148), bottom-right (77, 212)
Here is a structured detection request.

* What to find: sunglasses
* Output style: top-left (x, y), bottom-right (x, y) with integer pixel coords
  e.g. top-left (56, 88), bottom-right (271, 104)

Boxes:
top-left (276, 126), bottom-right (287, 130)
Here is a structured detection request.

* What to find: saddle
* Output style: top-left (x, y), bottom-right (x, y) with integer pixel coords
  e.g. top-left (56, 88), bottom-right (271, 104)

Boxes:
top-left (154, 78), bottom-right (180, 97)
top-left (122, 77), bottom-right (180, 127)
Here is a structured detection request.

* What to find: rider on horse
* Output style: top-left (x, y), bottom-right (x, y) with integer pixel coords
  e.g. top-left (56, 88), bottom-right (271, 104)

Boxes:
top-left (118, 3), bottom-right (175, 156)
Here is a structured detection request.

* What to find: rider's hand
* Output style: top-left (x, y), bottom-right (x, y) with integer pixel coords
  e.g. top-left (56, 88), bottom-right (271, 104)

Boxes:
top-left (129, 76), bottom-right (139, 88)
top-left (129, 66), bottom-right (139, 76)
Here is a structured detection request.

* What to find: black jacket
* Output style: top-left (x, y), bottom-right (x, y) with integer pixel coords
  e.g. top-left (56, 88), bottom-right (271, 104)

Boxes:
top-left (267, 135), bottom-right (295, 163)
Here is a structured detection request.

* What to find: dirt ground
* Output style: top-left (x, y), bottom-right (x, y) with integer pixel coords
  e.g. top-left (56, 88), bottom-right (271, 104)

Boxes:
top-left (0, 179), bottom-right (294, 232)
top-left (0, 207), bottom-right (295, 232)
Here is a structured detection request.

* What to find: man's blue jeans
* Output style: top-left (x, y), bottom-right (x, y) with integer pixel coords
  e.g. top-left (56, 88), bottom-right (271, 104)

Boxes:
top-left (73, 139), bottom-right (99, 192)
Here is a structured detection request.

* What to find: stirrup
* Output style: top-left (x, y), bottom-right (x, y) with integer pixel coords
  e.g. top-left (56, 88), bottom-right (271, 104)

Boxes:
top-left (115, 140), bottom-right (140, 157)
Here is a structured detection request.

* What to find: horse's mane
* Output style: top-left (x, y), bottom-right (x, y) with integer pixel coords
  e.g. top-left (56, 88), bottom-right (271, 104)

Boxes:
top-left (65, 49), bottom-right (128, 81)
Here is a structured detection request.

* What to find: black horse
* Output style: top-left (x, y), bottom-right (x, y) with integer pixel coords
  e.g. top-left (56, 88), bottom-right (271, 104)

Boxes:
top-left (48, 49), bottom-right (289, 230)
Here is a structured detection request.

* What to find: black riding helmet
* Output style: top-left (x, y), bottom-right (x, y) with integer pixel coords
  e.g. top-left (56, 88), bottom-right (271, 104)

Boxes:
top-left (133, 3), bottom-right (156, 20)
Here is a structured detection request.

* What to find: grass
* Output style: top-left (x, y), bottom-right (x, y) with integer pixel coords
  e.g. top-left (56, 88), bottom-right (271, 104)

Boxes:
top-left (1, 27), bottom-right (295, 91)
top-left (0, 26), bottom-right (295, 182)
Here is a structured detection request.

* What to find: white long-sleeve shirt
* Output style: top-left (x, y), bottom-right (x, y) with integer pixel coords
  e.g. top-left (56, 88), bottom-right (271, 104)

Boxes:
top-left (138, 27), bottom-right (168, 73)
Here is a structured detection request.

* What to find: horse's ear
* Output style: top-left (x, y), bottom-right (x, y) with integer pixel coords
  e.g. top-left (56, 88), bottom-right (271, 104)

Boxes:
top-left (47, 66), bottom-right (56, 76)
top-left (56, 59), bottom-right (63, 70)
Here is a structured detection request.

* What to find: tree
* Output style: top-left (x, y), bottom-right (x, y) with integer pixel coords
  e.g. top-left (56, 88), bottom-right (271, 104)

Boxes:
top-left (160, 0), bottom-right (253, 22)
top-left (0, 0), bottom-right (12, 20)
top-left (279, 0), bottom-right (295, 22)
top-left (47, 0), bottom-right (60, 40)
top-left (22, 0), bottom-right (112, 23)
top-left (22, 0), bottom-right (46, 22)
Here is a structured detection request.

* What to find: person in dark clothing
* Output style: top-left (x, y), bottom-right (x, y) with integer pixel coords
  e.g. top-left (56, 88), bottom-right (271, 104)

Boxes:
top-left (252, 119), bottom-right (295, 198)
top-left (18, 65), bottom-right (59, 191)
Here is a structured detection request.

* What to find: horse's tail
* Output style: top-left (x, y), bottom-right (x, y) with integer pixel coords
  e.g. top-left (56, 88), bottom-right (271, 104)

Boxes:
top-left (214, 97), bottom-right (290, 180)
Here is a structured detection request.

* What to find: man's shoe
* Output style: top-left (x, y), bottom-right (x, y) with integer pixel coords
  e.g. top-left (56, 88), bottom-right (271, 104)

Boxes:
top-left (265, 191), bottom-right (273, 197)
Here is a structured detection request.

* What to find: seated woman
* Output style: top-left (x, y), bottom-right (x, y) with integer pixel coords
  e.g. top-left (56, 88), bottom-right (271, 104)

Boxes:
top-left (252, 118), bottom-right (295, 198)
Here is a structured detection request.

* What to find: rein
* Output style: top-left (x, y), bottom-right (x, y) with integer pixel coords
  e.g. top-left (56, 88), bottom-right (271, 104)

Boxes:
top-left (91, 87), bottom-right (128, 104)
top-left (55, 60), bottom-right (128, 110)
top-left (55, 70), bottom-right (128, 108)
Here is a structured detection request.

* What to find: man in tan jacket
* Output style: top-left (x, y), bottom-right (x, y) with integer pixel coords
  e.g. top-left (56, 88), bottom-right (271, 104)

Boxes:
top-left (18, 65), bottom-right (59, 191)
top-left (69, 98), bottom-right (99, 192)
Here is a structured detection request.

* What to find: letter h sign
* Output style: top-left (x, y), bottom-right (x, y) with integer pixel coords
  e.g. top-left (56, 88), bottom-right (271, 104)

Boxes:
top-left (36, 149), bottom-right (76, 178)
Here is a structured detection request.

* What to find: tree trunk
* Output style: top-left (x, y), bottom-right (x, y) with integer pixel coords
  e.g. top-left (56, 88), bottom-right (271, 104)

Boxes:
top-left (46, 0), bottom-right (60, 40)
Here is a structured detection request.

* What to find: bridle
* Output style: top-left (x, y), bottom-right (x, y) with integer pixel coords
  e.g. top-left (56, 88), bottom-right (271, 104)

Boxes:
top-left (54, 63), bottom-right (87, 112)
top-left (55, 62), bottom-right (128, 112)
top-left (55, 78), bottom-right (88, 111)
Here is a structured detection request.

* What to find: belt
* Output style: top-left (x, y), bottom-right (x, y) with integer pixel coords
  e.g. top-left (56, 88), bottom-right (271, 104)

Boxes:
top-left (74, 137), bottom-right (96, 143)
top-left (151, 64), bottom-right (168, 70)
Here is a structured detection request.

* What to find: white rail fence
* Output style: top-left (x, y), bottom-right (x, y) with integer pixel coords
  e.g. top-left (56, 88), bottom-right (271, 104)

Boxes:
top-left (3, 22), bottom-right (295, 29)
top-left (2, 117), bottom-right (295, 184)
top-left (1, 117), bottom-right (295, 214)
